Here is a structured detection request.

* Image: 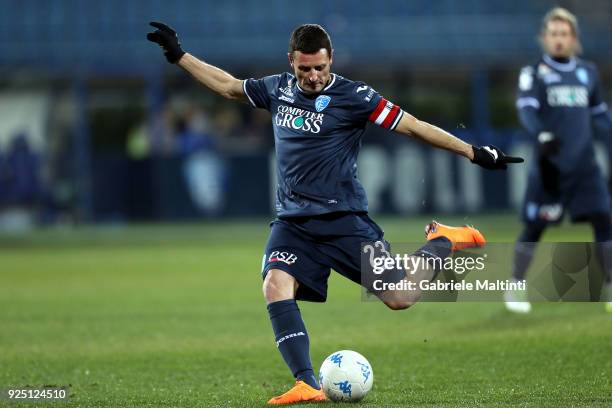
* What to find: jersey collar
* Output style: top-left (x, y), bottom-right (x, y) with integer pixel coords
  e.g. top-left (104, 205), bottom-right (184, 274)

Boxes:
top-left (542, 54), bottom-right (577, 72)
top-left (295, 73), bottom-right (337, 94)
top-left (323, 73), bottom-right (336, 91)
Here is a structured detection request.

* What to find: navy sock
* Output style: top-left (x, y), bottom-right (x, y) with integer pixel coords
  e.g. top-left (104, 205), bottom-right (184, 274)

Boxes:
top-left (413, 237), bottom-right (452, 280)
top-left (512, 242), bottom-right (536, 281)
top-left (267, 299), bottom-right (319, 390)
top-left (513, 223), bottom-right (545, 280)
top-left (588, 213), bottom-right (612, 283)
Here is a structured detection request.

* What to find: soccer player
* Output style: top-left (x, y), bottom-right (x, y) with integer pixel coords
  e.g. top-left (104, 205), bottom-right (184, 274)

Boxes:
top-left (505, 8), bottom-right (612, 314)
top-left (148, 22), bottom-right (523, 404)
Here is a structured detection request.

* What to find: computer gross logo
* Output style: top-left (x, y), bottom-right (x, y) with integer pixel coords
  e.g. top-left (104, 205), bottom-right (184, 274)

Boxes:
top-left (275, 105), bottom-right (324, 134)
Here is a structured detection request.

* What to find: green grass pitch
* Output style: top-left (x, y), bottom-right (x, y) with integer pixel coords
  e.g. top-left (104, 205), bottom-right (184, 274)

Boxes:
top-left (0, 214), bottom-right (610, 407)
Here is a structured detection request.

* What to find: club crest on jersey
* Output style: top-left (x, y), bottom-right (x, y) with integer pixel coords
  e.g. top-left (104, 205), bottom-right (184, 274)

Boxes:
top-left (576, 68), bottom-right (589, 85)
top-left (315, 95), bottom-right (331, 112)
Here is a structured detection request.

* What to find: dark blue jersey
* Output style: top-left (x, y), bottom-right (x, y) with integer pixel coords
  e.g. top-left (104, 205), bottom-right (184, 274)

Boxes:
top-left (516, 54), bottom-right (609, 174)
top-left (244, 73), bottom-right (403, 217)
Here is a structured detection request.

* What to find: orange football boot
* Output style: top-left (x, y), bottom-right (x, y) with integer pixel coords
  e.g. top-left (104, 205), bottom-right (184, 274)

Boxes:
top-left (425, 221), bottom-right (486, 251)
top-left (267, 380), bottom-right (326, 405)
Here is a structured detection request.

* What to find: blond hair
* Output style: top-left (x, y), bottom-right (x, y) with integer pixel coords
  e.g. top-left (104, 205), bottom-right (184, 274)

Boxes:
top-left (540, 7), bottom-right (582, 55)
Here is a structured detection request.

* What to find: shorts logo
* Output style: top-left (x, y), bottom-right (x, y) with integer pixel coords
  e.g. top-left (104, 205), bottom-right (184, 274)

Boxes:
top-left (527, 202), bottom-right (563, 222)
top-left (315, 95), bottom-right (331, 112)
top-left (539, 204), bottom-right (563, 221)
top-left (268, 251), bottom-right (298, 265)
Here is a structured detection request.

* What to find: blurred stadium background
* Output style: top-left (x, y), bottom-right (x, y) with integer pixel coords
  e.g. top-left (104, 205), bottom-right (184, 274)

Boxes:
top-left (0, 0), bottom-right (611, 227)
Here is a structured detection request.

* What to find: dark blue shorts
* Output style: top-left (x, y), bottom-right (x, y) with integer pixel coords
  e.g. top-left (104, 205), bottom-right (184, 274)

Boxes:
top-left (261, 211), bottom-right (403, 302)
top-left (522, 161), bottom-right (610, 224)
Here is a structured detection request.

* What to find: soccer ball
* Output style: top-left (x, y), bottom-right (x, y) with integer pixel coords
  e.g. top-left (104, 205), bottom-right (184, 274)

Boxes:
top-left (319, 350), bottom-right (373, 402)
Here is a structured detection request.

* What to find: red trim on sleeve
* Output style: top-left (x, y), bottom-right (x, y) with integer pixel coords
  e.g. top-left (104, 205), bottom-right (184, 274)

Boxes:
top-left (368, 98), bottom-right (387, 122)
top-left (381, 105), bottom-right (400, 128)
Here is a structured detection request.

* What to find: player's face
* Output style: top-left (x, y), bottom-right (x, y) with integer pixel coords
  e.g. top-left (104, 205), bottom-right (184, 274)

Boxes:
top-left (288, 49), bottom-right (332, 94)
top-left (542, 20), bottom-right (576, 58)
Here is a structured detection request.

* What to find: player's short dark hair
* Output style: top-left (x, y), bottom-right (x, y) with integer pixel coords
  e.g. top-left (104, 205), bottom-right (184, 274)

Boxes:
top-left (288, 24), bottom-right (332, 57)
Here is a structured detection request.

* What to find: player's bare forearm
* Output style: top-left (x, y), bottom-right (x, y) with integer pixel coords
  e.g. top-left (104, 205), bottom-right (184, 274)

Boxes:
top-left (178, 53), bottom-right (246, 102)
top-left (395, 112), bottom-right (474, 160)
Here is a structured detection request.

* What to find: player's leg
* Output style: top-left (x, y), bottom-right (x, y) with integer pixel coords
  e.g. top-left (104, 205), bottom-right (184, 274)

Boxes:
top-left (262, 221), bottom-right (328, 404)
top-left (264, 269), bottom-right (317, 389)
top-left (263, 269), bottom-right (324, 404)
top-left (587, 212), bottom-right (612, 310)
top-left (263, 268), bottom-right (299, 302)
top-left (514, 166), bottom-right (561, 283)
top-left (503, 221), bottom-right (547, 313)
top-left (317, 213), bottom-right (485, 310)
top-left (375, 221), bottom-right (486, 309)
top-left (505, 165), bottom-right (561, 313)
top-left (569, 171), bottom-right (612, 310)
top-left (512, 221), bottom-right (547, 281)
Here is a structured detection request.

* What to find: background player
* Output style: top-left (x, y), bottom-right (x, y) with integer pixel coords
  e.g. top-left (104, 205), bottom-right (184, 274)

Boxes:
top-left (148, 22), bottom-right (523, 404)
top-left (505, 7), bottom-right (612, 314)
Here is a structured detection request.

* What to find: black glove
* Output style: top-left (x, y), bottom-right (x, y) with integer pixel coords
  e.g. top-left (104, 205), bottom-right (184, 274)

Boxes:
top-left (471, 145), bottom-right (524, 170)
top-left (146, 21), bottom-right (185, 64)
top-left (537, 131), bottom-right (561, 156)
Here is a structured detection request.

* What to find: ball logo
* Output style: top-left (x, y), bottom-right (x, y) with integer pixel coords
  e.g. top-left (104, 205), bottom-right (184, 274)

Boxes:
top-left (356, 361), bottom-right (371, 383)
top-left (315, 95), bottom-right (331, 112)
top-left (268, 251), bottom-right (298, 265)
top-left (334, 381), bottom-right (352, 397)
top-left (329, 353), bottom-right (343, 367)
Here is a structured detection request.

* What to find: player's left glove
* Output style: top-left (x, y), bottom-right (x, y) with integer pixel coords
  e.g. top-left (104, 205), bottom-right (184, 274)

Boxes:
top-left (146, 21), bottom-right (185, 64)
top-left (471, 145), bottom-right (524, 170)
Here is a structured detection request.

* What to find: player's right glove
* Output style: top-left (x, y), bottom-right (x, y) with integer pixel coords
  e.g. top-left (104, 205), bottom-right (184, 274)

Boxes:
top-left (471, 145), bottom-right (524, 170)
top-left (146, 22), bottom-right (185, 64)
top-left (537, 131), bottom-right (561, 156)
